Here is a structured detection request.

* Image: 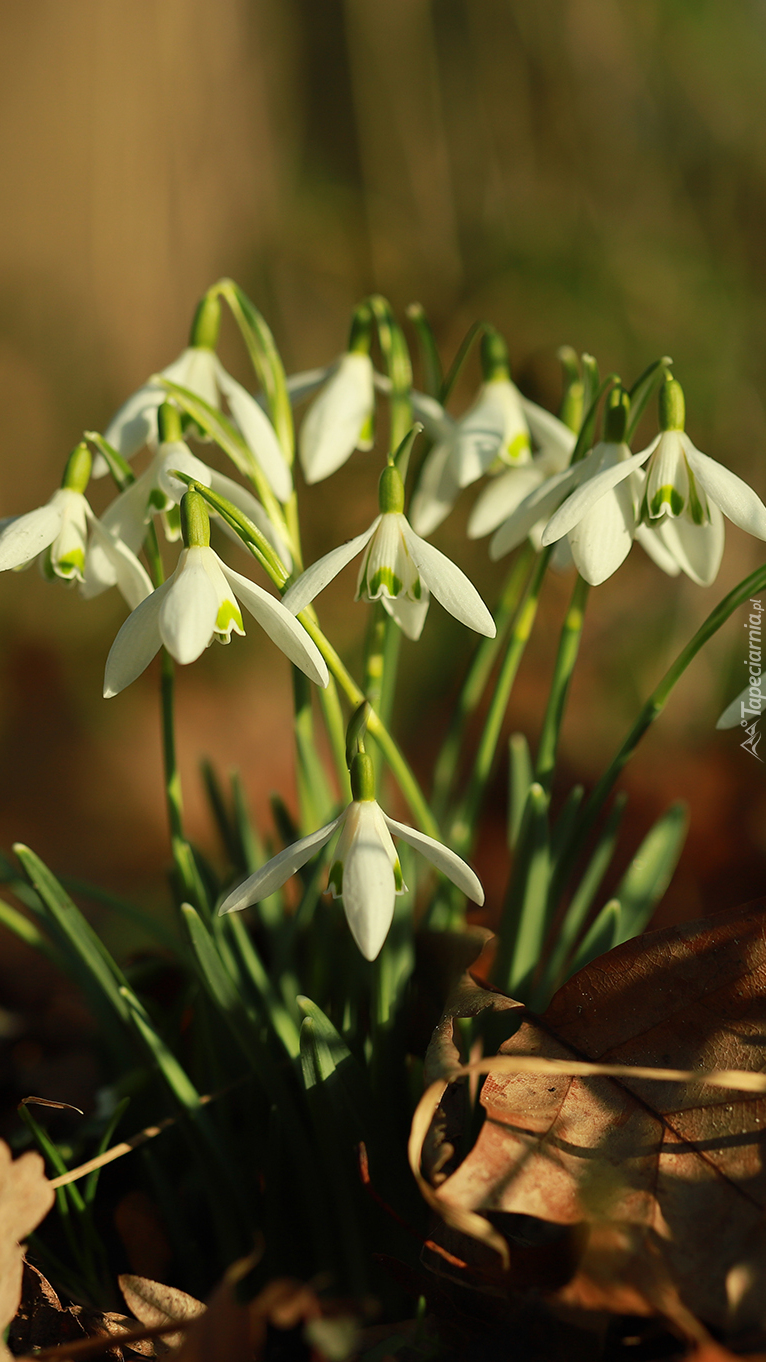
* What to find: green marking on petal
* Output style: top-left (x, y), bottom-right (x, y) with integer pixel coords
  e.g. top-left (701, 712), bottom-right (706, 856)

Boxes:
top-left (358, 411), bottom-right (374, 446)
top-left (215, 600), bottom-right (244, 635)
top-left (328, 861), bottom-right (343, 897)
top-left (504, 432), bottom-right (532, 463)
top-left (687, 470), bottom-right (709, 526)
top-left (54, 548), bottom-right (86, 579)
top-left (412, 576), bottom-right (422, 600)
top-left (393, 858), bottom-right (403, 892)
top-left (148, 487), bottom-right (171, 513)
top-left (650, 485), bottom-right (685, 518)
top-left (368, 566), bottom-right (403, 598)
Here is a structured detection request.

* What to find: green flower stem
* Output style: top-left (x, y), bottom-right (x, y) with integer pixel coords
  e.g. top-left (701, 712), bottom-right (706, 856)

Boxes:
top-left (317, 675), bottom-right (352, 804)
top-left (535, 573), bottom-right (590, 791)
top-left (297, 610), bottom-right (439, 839)
top-left (448, 547), bottom-right (552, 855)
top-left (557, 559), bottom-right (766, 895)
top-left (432, 543), bottom-right (536, 819)
top-left (144, 526), bottom-right (208, 914)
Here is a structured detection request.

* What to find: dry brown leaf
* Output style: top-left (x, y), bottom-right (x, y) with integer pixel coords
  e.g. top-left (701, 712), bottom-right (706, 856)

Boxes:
top-left (0, 1140), bottom-right (55, 1358)
top-left (118, 1275), bottom-right (204, 1351)
top-left (423, 900), bottom-right (766, 1336)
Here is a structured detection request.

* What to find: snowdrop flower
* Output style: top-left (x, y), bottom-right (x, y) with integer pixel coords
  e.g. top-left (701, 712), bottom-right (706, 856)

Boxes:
top-left (409, 330), bottom-right (538, 536)
top-left (84, 404), bottom-right (291, 600)
top-left (467, 403), bottom-right (577, 543)
top-left (298, 306), bottom-right (375, 484)
top-left (99, 293), bottom-right (292, 502)
top-left (282, 462), bottom-right (496, 642)
top-left (0, 443), bottom-right (151, 610)
top-left (219, 751), bottom-right (484, 960)
top-left (103, 489), bottom-right (328, 698)
top-left (540, 379), bottom-right (766, 587)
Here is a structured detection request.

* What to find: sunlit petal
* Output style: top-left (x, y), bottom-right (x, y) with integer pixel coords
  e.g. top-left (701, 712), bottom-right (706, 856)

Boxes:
top-left (683, 437), bottom-right (766, 539)
top-left (409, 438), bottom-right (461, 536)
top-left (218, 815), bottom-right (343, 913)
top-left (337, 803), bottom-right (397, 961)
top-left (652, 503), bottom-right (725, 586)
top-left (467, 466), bottom-right (545, 539)
top-left (101, 383), bottom-right (165, 470)
top-left (221, 563), bottom-right (330, 687)
top-left (282, 519), bottom-right (379, 615)
top-left (84, 518), bottom-right (153, 609)
top-left (383, 814), bottom-right (484, 904)
top-left (299, 353), bottom-right (375, 484)
top-left (539, 446), bottom-right (651, 547)
top-left (103, 580), bottom-right (171, 697)
top-left (0, 503), bottom-right (63, 571)
top-left (215, 361), bottom-right (293, 502)
top-left (158, 548), bottom-right (219, 663)
top-left (403, 526), bottom-right (495, 636)
top-left (380, 590), bottom-right (431, 640)
top-left (207, 469), bottom-right (293, 572)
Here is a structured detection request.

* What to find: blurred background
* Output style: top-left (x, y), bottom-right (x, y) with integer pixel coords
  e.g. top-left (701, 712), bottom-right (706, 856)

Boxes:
top-left (0, 0), bottom-right (764, 1043)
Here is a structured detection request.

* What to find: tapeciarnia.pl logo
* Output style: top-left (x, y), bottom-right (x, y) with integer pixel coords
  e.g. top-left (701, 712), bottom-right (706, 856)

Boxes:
top-left (740, 597), bottom-right (763, 761)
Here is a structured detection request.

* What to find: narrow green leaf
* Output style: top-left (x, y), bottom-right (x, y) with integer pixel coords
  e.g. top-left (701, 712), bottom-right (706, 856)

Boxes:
top-left (567, 898), bottom-right (621, 977)
top-left (549, 785), bottom-right (584, 865)
top-left (439, 320), bottom-right (487, 404)
top-left (613, 801), bottom-right (688, 945)
top-left (626, 357), bottom-right (673, 443)
top-left (539, 794), bottom-right (627, 999)
top-left (83, 431), bottom-right (135, 491)
top-left (0, 897), bottom-right (58, 962)
top-left (84, 1097), bottom-right (131, 1204)
top-left (405, 302), bottom-right (443, 399)
top-left (218, 910), bottom-right (302, 1059)
top-left (215, 278), bottom-right (295, 462)
top-left (508, 733), bottom-right (532, 850)
top-left (492, 783), bottom-right (550, 997)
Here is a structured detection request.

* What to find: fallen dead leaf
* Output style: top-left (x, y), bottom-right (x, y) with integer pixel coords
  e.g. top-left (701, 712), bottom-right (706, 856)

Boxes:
top-left (420, 899), bottom-right (766, 1337)
top-left (0, 1140), bottom-right (55, 1359)
top-left (118, 1274), bottom-right (204, 1351)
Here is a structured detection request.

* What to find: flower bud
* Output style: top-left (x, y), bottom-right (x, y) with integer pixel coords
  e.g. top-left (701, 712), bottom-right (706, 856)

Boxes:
top-left (350, 751), bottom-right (376, 802)
top-left (180, 488), bottom-right (211, 548)
top-left (378, 464), bottom-right (405, 515)
top-left (480, 327), bottom-right (511, 383)
top-left (659, 378), bottom-right (685, 433)
top-left (348, 302), bottom-right (374, 356)
top-left (157, 402), bottom-right (184, 445)
top-left (61, 442), bottom-right (92, 494)
top-left (189, 291), bottom-right (221, 351)
top-left (603, 387), bottom-right (630, 443)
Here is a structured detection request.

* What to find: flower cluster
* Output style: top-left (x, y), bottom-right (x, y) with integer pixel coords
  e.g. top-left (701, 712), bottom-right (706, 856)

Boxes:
top-left (4, 281), bottom-right (766, 963)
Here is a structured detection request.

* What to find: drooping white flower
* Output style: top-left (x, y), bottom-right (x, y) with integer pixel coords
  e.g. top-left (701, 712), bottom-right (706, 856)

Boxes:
top-left (467, 403), bottom-right (577, 543)
top-left (99, 295), bottom-right (292, 502)
top-left (539, 379), bottom-right (766, 586)
top-left (282, 464), bottom-right (496, 642)
top-left (84, 405), bottom-right (292, 600)
top-left (0, 443), bottom-right (151, 610)
top-left (219, 752), bottom-right (484, 961)
top-left (299, 351), bottom-right (375, 484)
top-left (103, 489), bottom-right (328, 698)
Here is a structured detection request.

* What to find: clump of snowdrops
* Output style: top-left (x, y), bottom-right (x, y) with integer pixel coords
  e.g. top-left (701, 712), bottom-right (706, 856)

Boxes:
top-left (1, 281), bottom-right (765, 1307)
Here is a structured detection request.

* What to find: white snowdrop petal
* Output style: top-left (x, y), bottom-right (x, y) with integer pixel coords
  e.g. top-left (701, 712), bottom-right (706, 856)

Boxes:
top-left (285, 365), bottom-right (334, 407)
top-left (409, 439), bottom-right (461, 537)
top-left (339, 804), bottom-right (397, 961)
top-left (520, 397), bottom-right (577, 464)
top-left (488, 458), bottom-right (597, 560)
top-left (218, 816), bottom-right (343, 914)
top-left (0, 504), bottom-right (63, 570)
top-left (383, 814), bottom-right (485, 904)
top-left (102, 384), bottom-right (165, 469)
top-left (299, 353), bottom-right (375, 484)
top-left (540, 447), bottom-right (650, 547)
top-left (380, 591), bottom-right (431, 640)
top-left (716, 682), bottom-right (762, 731)
top-left (156, 444), bottom-right (212, 502)
top-left (683, 439), bottom-right (766, 539)
top-left (634, 523), bottom-right (682, 577)
top-left (467, 466), bottom-right (545, 539)
top-left (103, 580), bottom-right (171, 697)
top-left (159, 550), bottom-right (219, 663)
top-left (221, 564), bottom-right (329, 687)
top-left (85, 519), bottom-right (153, 609)
top-left (653, 503), bottom-right (725, 587)
top-left (215, 362), bottom-right (293, 502)
top-left (567, 458), bottom-right (636, 586)
top-left (165, 348), bottom-right (219, 409)
top-left (403, 526), bottom-right (495, 637)
top-left (282, 520), bottom-right (379, 616)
